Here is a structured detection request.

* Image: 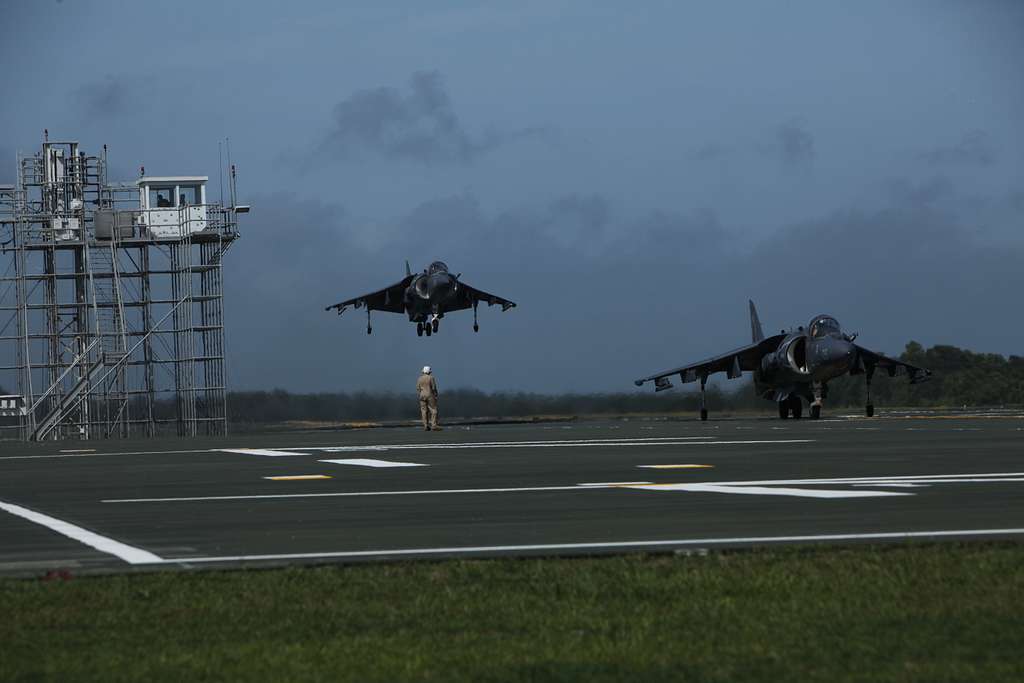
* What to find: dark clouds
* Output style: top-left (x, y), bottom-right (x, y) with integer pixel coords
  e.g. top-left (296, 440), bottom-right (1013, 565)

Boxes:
top-left (774, 120), bottom-right (815, 168)
top-left (885, 176), bottom-right (955, 207)
top-left (689, 143), bottom-right (729, 162)
top-left (224, 174), bottom-right (1021, 393)
top-left (315, 71), bottom-right (543, 165)
top-left (73, 75), bottom-right (134, 118)
top-left (918, 130), bottom-right (995, 167)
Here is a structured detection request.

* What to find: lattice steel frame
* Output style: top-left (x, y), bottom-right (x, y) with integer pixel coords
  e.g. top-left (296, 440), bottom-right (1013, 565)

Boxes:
top-left (0, 138), bottom-right (243, 440)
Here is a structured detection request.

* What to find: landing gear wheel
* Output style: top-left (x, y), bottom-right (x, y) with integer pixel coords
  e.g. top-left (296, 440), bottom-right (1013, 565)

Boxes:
top-left (432, 318), bottom-right (439, 333)
top-left (789, 396), bottom-right (803, 419)
top-left (866, 404), bottom-right (874, 417)
top-left (425, 324), bottom-right (432, 337)
top-left (366, 325), bottom-right (372, 335)
top-left (810, 404), bottom-right (821, 420)
top-left (779, 402), bottom-right (790, 419)
top-left (417, 322), bottom-right (424, 337)
top-left (473, 323), bottom-right (479, 333)
top-left (700, 408), bottom-right (708, 421)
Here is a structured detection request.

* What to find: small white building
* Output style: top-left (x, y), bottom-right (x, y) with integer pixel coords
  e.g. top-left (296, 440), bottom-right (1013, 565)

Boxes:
top-left (136, 176), bottom-right (209, 239)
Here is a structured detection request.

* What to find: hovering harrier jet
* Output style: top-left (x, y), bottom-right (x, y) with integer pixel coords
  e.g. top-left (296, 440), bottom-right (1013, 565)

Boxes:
top-left (325, 261), bottom-right (516, 337)
top-left (634, 301), bottom-right (931, 420)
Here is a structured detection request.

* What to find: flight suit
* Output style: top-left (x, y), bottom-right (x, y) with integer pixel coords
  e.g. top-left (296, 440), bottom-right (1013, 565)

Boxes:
top-left (416, 373), bottom-right (439, 430)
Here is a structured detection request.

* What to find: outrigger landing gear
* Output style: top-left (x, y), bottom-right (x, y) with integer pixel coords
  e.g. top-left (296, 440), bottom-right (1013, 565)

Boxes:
top-left (473, 302), bottom-right (479, 333)
top-left (865, 366), bottom-right (875, 417)
top-left (366, 308), bottom-right (372, 335)
top-left (699, 376), bottom-right (708, 421)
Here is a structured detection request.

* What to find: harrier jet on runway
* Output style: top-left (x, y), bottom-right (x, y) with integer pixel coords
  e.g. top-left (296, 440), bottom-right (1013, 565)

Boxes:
top-left (325, 261), bottom-right (516, 337)
top-left (634, 301), bottom-right (931, 420)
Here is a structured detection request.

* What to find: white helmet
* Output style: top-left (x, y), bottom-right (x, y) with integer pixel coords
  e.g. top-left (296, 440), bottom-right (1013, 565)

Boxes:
top-left (422, 366), bottom-right (431, 374)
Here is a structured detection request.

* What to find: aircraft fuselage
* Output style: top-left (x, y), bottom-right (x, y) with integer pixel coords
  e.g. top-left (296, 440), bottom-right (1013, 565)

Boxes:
top-left (404, 269), bottom-right (459, 322)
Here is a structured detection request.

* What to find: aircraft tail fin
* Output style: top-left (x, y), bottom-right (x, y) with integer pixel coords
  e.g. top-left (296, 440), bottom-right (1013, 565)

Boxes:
top-left (749, 300), bottom-right (765, 343)
top-left (405, 260), bottom-right (412, 277)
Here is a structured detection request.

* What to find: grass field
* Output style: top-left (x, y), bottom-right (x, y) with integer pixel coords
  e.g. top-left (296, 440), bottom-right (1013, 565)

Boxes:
top-left (3, 543), bottom-right (1022, 682)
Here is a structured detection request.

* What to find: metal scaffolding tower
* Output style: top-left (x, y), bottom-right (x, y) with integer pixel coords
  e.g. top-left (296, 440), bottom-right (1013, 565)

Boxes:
top-left (0, 136), bottom-right (246, 440)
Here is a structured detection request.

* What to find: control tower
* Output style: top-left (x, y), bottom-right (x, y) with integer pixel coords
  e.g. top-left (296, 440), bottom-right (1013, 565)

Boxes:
top-left (0, 135), bottom-right (248, 440)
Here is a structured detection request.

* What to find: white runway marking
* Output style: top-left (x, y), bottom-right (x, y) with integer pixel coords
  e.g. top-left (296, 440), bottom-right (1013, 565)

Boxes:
top-left (622, 483), bottom-right (910, 499)
top-left (0, 499), bottom-right (163, 565)
top-left (319, 458), bottom-right (427, 468)
top-left (264, 475), bottom-right (332, 481)
top-left (101, 471), bottom-right (1024, 504)
top-left (104, 485), bottom-right (600, 503)
top-left (305, 438), bottom-right (811, 453)
top-left (637, 464), bottom-right (714, 469)
top-left (161, 528), bottom-right (1024, 565)
top-left (0, 436), bottom-right (812, 461)
top-left (220, 448), bottom-right (298, 457)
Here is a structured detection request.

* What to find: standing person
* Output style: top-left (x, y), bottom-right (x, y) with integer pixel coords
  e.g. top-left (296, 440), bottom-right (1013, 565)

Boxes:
top-left (416, 366), bottom-right (441, 431)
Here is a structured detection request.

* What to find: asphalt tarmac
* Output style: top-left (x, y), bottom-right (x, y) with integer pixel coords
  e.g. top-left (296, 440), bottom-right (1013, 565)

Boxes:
top-left (1, 412), bottom-right (1023, 576)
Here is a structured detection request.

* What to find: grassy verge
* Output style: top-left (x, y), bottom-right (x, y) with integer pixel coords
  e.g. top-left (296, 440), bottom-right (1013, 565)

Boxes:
top-left (3, 543), bottom-right (1022, 682)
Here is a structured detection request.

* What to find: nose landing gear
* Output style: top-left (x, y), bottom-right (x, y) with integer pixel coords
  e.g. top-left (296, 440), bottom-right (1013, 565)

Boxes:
top-left (779, 396), bottom-right (803, 419)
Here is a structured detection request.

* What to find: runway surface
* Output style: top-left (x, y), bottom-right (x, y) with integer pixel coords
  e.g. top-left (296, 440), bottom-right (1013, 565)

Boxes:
top-left (1, 413), bottom-right (1023, 575)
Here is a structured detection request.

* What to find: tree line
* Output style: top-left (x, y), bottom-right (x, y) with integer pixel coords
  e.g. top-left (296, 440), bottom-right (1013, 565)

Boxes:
top-left (225, 342), bottom-right (1023, 424)
top-left (2, 342), bottom-right (1021, 429)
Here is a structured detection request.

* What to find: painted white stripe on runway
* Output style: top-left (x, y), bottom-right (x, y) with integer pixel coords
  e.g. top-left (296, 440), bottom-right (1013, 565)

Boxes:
top-left (104, 484), bottom-right (607, 503)
top-left (668, 472), bottom-right (1024, 487)
top-left (0, 437), bottom-right (811, 462)
top-left (306, 436), bottom-right (716, 452)
top-left (623, 483), bottom-right (911, 498)
top-left (319, 458), bottom-right (427, 468)
top-left (578, 481), bottom-right (653, 486)
top-left (853, 483), bottom-right (929, 488)
top-left (159, 528), bottom-right (1024, 564)
top-left (220, 448), bottom-right (299, 457)
top-left (305, 438), bottom-right (810, 453)
top-left (264, 475), bottom-right (332, 481)
top-left (637, 464), bottom-right (714, 469)
top-left (0, 499), bottom-right (163, 564)
top-left (102, 470), bottom-right (1024, 504)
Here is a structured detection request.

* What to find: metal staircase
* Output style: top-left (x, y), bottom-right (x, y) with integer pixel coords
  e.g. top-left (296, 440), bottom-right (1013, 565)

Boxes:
top-left (89, 241), bottom-right (129, 436)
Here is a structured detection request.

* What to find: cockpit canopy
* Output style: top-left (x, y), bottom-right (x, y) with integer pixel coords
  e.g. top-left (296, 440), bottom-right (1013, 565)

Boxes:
top-left (427, 261), bottom-right (449, 274)
top-left (808, 315), bottom-right (842, 339)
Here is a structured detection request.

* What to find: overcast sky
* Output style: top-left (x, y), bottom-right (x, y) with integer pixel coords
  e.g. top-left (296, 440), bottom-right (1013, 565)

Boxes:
top-left (2, 1), bottom-right (1022, 393)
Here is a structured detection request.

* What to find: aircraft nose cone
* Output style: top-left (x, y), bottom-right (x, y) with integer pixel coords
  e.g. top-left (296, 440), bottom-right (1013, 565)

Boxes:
top-left (828, 340), bottom-right (855, 368)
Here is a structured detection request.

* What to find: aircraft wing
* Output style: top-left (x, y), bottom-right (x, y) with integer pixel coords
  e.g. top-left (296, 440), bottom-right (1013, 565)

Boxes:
top-left (446, 280), bottom-right (516, 312)
top-left (635, 334), bottom-right (787, 391)
top-left (852, 345), bottom-right (933, 383)
top-left (324, 275), bottom-right (414, 315)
